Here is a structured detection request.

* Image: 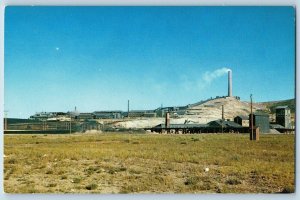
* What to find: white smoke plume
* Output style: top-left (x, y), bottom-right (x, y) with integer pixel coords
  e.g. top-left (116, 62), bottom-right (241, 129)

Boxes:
top-left (202, 67), bottom-right (231, 84)
top-left (196, 67), bottom-right (231, 89)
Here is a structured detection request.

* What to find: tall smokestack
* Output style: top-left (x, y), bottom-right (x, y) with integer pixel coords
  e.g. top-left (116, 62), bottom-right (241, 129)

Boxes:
top-left (228, 70), bottom-right (232, 97)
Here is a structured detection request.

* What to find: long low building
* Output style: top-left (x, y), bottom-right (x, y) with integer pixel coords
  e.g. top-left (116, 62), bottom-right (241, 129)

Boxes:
top-left (149, 120), bottom-right (248, 134)
top-left (93, 111), bottom-right (122, 119)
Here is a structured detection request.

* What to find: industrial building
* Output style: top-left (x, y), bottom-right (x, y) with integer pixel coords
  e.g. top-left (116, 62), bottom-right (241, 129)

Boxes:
top-left (125, 110), bottom-right (157, 118)
top-left (275, 106), bottom-right (291, 128)
top-left (249, 112), bottom-right (270, 133)
top-left (208, 119), bottom-right (242, 128)
top-left (93, 111), bottom-right (122, 119)
top-left (150, 119), bottom-right (248, 134)
top-left (76, 113), bottom-right (94, 120)
top-left (30, 112), bottom-right (68, 121)
top-left (155, 106), bottom-right (188, 117)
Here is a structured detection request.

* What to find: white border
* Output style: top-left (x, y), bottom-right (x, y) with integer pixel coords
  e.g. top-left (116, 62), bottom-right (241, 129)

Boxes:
top-left (0, 1), bottom-right (298, 200)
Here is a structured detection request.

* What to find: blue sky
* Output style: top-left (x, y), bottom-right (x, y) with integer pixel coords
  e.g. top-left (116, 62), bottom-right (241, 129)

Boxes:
top-left (4, 6), bottom-right (295, 118)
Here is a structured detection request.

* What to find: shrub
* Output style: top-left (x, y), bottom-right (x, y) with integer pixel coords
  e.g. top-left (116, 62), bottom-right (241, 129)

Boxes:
top-left (191, 138), bottom-right (200, 142)
top-left (8, 158), bottom-right (16, 164)
top-left (108, 166), bottom-right (127, 174)
top-left (72, 177), bottom-right (81, 183)
top-left (61, 175), bottom-right (67, 180)
top-left (180, 141), bottom-right (187, 145)
top-left (225, 178), bottom-right (241, 185)
top-left (86, 183), bottom-right (98, 190)
top-left (123, 139), bottom-right (130, 143)
top-left (45, 170), bottom-right (53, 174)
top-left (184, 176), bottom-right (200, 186)
top-left (281, 185), bottom-right (294, 193)
top-left (47, 183), bottom-right (57, 187)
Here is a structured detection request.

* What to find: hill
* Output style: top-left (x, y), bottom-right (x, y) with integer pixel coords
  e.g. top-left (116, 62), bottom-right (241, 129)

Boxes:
top-left (260, 99), bottom-right (295, 114)
top-left (114, 97), bottom-right (295, 129)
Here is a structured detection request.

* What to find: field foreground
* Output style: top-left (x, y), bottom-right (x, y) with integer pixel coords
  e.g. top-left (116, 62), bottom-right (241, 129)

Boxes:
top-left (4, 133), bottom-right (295, 193)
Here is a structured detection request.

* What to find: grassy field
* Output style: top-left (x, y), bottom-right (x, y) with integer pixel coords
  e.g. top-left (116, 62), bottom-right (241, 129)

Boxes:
top-left (4, 133), bottom-right (295, 194)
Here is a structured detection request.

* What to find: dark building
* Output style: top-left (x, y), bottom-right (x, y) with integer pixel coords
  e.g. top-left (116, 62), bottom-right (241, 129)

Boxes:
top-left (234, 115), bottom-right (249, 127)
top-left (208, 120), bottom-right (242, 128)
top-left (124, 110), bottom-right (157, 118)
top-left (76, 113), bottom-right (95, 120)
top-left (275, 106), bottom-right (291, 128)
top-left (153, 123), bottom-right (208, 129)
top-left (249, 112), bottom-right (270, 133)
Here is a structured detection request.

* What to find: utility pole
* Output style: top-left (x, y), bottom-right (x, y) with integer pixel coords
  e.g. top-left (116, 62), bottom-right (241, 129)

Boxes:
top-left (4, 110), bottom-right (8, 131)
top-left (127, 100), bottom-right (130, 118)
top-left (70, 112), bottom-right (72, 134)
top-left (221, 105), bottom-right (224, 134)
top-left (250, 94), bottom-right (254, 140)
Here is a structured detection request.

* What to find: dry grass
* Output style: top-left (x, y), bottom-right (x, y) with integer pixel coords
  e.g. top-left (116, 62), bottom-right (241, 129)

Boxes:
top-left (4, 133), bottom-right (295, 193)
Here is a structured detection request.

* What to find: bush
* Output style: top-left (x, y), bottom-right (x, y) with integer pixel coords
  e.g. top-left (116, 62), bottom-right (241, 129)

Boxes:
top-left (61, 175), bottom-right (67, 180)
top-left (281, 185), bottom-right (294, 193)
top-left (225, 178), bottom-right (241, 185)
top-left (8, 158), bottom-right (16, 164)
top-left (180, 141), bottom-right (187, 145)
top-left (47, 183), bottom-right (57, 187)
top-left (45, 170), bottom-right (53, 174)
top-left (86, 183), bottom-right (98, 190)
top-left (72, 177), bottom-right (81, 183)
top-left (108, 166), bottom-right (127, 174)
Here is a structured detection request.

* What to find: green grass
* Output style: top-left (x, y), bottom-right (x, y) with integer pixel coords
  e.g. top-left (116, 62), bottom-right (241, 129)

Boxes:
top-left (4, 133), bottom-right (295, 193)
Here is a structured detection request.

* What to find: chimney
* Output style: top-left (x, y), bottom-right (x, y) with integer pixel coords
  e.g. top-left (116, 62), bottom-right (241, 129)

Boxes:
top-left (165, 112), bottom-right (170, 128)
top-left (127, 100), bottom-right (130, 118)
top-left (228, 70), bottom-right (232, 97)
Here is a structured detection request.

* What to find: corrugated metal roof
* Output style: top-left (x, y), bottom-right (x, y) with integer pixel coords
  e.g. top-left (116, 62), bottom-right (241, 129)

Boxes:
top-left (275, 106), bottom-right (290, 109)
top-left (208, 120), bottom-right (242, 128)
top-left (253, 111), bottom-right (269, 116)
top-left (93, 111), bottom-right (122, 114)
top-left (79, 113), bottom-right (94, 116)
top-left (129, 110), bottom-right (155, 113)
top-left (154, 123), bottom-right (208, 129)
top-left (235, 115), bottom-right (249, 120)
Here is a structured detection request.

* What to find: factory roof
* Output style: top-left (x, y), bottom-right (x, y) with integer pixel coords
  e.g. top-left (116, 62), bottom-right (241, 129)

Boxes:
top-left (208, 120), bottom-right (242, 128)
top-left (79, 113), bottom-right (94, 115)
top-left (234, 115), bottom-right (249, 120)
top-left (154, 123), bottom-right (208, 129)
top-left (252, 111), bottom-right (269, 116)
top-left (93, 110), bottom-right (122, 114)
top-left (129, 110), bottom-right (155, 113)
top-left (275, 106), bottom-right (290, 109)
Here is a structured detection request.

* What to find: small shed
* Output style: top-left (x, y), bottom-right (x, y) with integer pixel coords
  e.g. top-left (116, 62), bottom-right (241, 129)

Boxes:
top-left (234, 115), bottom-right (249, 127)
